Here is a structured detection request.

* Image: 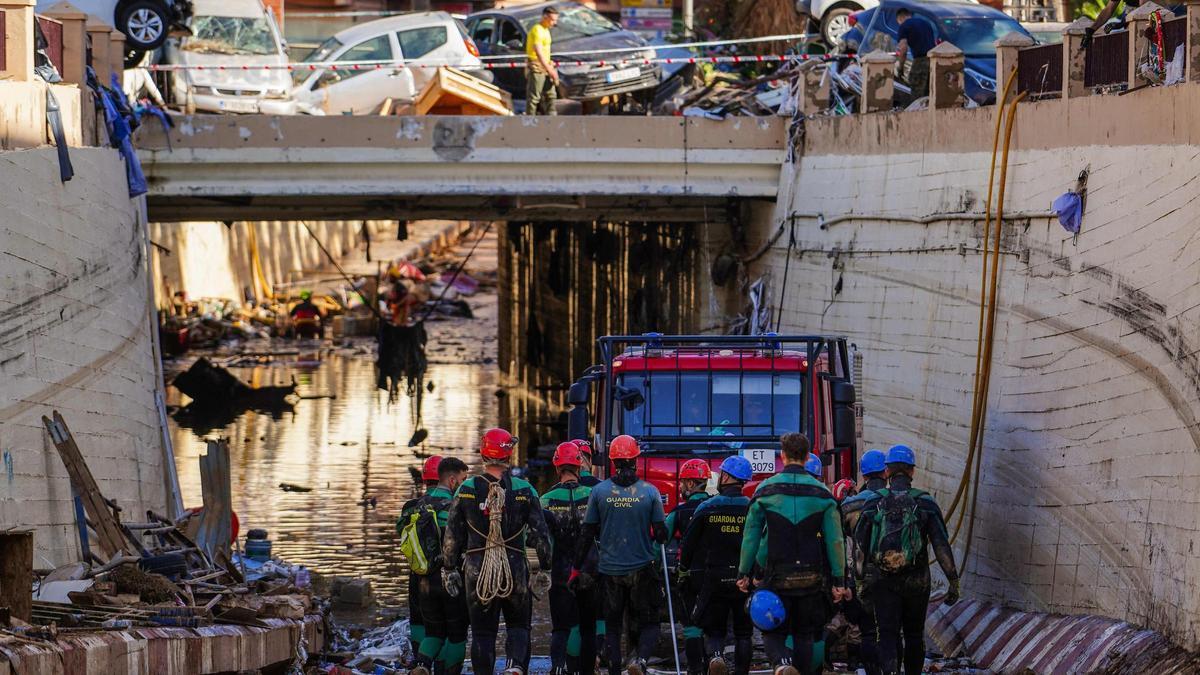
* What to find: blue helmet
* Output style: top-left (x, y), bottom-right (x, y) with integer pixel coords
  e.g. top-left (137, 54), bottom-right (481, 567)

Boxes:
top-left (861, 449), bottom-right (886, 476)
top-left (747, 589), bottom-right (786, 631)
top-left (804, 453), bottom-right (823, 478)
top-left (887, 444), bottom-right (916, 467)
top-left (719, 455), bottom-right (754, 481)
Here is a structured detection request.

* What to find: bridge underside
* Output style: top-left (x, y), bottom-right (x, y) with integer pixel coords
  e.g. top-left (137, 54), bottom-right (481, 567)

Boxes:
top-left (135, 115), bottom-right (786, 223)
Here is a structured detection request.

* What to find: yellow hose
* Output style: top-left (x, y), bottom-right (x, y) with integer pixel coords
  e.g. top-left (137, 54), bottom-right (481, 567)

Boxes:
top-left (958, 90), bottom-right (1028, 564)
top-left (946, 70), bottom-right (1018, 524)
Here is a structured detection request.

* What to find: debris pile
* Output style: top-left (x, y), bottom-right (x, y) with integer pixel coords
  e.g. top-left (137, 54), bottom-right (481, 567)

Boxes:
top-left (10, 415), bottom-right (322, 643)
top-left (654, 60), bottom-right (802, 118)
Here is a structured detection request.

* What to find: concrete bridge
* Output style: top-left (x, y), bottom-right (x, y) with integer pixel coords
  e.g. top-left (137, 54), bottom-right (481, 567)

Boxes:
top-left (133, 115), bottom-right (789, 223)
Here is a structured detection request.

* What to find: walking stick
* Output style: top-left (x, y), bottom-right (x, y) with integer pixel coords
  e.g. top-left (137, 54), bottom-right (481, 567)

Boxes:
top-left (661, 543), bottom-right (683, 675)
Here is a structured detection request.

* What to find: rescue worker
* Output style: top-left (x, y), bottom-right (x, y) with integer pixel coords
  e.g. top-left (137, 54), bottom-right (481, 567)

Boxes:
top-left (290, 290), bottom-right (323, 338)
top-left (571, 434), bottom-right (668, 675)
top-left (408, 457), bottom-right (471, 675)
top-left (837, 449), bottom-right (888, 675)
top-left (400, 455), bottom-right (444, 659)
top-left (542, 442), bottom-right (598, 675)
top-left (524, 6), bottom-right (560, 115)
top-left (442, 429), bottom-right (552, 675)
top-left (573, 439), bottom-right (602, 488)
top-left (667, 459), bottom-right (713, 675)
top-left (737, 433), bottom-right (850, 675)
top-left (679, 456), bottom-right (753, 675)
top-left (854, 445), bottom-right (959, 675)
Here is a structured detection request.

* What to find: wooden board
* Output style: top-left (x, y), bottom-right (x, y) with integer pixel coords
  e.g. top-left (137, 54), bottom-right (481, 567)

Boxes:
top-left (43, 412), bottom-right (130, 560)
top-left (412, 67), bottom-right (514, 116)
top-left (0, 531), bottom-right (33, 622)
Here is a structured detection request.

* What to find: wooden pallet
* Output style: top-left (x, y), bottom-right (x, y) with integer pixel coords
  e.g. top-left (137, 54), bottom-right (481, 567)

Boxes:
top-left (412, 67), bottom-right (514, 116)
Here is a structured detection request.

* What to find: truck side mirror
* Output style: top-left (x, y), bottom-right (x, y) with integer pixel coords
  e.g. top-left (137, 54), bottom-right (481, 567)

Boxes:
top-left (829, 380), bottom-right (856, 449)
top-left (568, 380), bottom-right (591, 406)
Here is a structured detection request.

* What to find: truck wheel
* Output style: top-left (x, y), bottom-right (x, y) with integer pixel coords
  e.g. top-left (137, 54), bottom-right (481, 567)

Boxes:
top-left (119, 0), bottom-right (170, 51)
top-left (820, 7), bottom-right (857, 48)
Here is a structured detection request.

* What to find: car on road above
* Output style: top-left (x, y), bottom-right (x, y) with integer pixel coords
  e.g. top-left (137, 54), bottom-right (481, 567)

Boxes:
top-left (802, 0), bottom-right (1004, 48)
top-left (164, 0), bottom-right (290, 114)
top-left (465, 1), bottom-right (660, 106)
top-left (37, 0), bottom-right (192, 64)
top-left (290, 11), bottom-right (485, 115)
top-left (839, 0), bottom-right (1034, 104)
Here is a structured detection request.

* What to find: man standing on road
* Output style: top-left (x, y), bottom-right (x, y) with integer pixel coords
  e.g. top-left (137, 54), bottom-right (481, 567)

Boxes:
top-left (442, 428), bottom-right (552, 675)
top-left (854, 445), bottom-right (960, 675)
top-left (525, 6), bottom-right (560, 115)
top-left (895, 8), bottom-right (935, 101)
top-left (737, 433), bottom-right (850, 675)
top-left (571, 434), bottom-right (668, 675)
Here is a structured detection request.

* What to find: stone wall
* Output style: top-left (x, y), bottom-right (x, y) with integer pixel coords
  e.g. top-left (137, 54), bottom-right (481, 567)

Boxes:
top-left (756, 86), bottom-right (1200, 644)
top-left (0, 146), bottom-right (166, 564)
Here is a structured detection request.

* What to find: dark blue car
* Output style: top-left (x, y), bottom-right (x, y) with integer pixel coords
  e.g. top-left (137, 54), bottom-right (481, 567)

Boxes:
top-left (840, 0), bottom-right (1034, 104)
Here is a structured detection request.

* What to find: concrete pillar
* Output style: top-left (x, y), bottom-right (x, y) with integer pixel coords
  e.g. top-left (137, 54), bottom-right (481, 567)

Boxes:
top-left (995, 31), bottom-right (1035, 95)
top-left (44, 0), bottom-right (87, 84)
top-left (0, 0), bottom-right (37, 81)
top-left (860, 50), bottom-right (896, 113)
top-left (1126, 1), bottom-right (1166, 87)
top-left (799, 65), bottom-right (830, 115)
top-left (108, 29), bottom-right (124, 86)
top-left (1187, 0), bottom-right (1200, 82)
top-left (1063, 17), bottom-right (1091, 98)
top-left (928, 41), bottom-right (966, 109)
top-left (85, 15), bottom-right (113, 83)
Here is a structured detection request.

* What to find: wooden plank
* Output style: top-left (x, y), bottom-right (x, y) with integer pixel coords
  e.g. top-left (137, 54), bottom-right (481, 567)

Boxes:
top-left (0, 531), bottom-right (33, 622)
top-left (413, 67), bottom-right (513, 116)
top-left (42, 412), bottom-right (130, 560)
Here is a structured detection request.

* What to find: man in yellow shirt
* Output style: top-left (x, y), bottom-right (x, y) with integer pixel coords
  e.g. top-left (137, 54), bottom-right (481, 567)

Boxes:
top-left (525, 6), bottom-right (559, 115)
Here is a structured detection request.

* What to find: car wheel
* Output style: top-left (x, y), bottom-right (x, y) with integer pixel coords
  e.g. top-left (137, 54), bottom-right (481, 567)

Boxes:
top-left (820, 7), bottom-right (857, 48)
top-left (119, 0), bottom-right (170, 50)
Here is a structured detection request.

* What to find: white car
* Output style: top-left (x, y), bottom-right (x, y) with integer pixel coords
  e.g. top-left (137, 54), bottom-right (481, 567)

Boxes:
top-left (164, 0), bottom-right (292, 114)
top-left (290, 12), bottom-right (486, 116)
top-left (802, 0), bottom-right (879, 47)
top-left (36, 0), bottom-right (191, 65)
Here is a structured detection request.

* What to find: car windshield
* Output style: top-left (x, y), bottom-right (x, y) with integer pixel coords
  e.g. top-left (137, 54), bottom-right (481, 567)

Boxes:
top-left (936, 16), bottom-right (1026, 54)
top-left (615, 371), bottom-right (804, 446)
top-left (303, 36), bottom-right (343, 63)
top-left (182, 15), bottom-right (276, 55)
top-left (521, 5), bottom-right (620, 40)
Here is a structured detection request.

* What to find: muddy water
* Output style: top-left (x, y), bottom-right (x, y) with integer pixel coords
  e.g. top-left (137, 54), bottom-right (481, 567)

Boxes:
top-left (169, 347), bottom-right (495, 608)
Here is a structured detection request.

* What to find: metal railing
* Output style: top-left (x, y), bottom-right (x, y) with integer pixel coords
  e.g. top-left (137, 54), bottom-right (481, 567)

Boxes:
top-left (1163, 15), bottom-right (1186, 67)
top-left (1084, 29), bottom-right (1128, 88)
top-left (36, 15), bottom-right (62, 75)
top-left (1017, 41), bottom-right (1063, 98)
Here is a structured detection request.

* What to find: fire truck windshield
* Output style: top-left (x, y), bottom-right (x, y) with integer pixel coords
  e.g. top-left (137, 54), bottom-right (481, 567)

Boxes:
top-left (613, 371), bottom-right (804, 445)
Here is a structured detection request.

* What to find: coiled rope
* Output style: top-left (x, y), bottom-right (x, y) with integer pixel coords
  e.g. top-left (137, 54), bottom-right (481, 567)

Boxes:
top-left (470, 482), bottom-right (519, 604)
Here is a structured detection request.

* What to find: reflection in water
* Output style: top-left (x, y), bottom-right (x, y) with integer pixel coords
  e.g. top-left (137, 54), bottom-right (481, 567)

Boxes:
top-left (169, 351), bottom-right (494, 608)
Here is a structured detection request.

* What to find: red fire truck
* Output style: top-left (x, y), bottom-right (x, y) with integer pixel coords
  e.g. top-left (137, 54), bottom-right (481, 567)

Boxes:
top-left (566, 334), bottom-right (862, 510)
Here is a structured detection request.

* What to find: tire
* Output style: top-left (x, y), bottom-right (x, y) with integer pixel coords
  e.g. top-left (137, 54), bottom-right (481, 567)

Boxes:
top-left (118, 0), bottom-right (170, 51)
top-left (820, 6), bottom-right (858, 48)
top-left (123, 46), bottom-right (147, 69)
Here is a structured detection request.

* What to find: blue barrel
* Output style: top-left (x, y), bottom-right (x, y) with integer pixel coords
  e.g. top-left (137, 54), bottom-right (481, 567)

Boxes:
top-left (245, 537), bottom-right (272, 562)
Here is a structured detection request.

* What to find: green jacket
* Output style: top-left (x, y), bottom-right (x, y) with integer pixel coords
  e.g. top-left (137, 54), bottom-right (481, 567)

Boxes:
top-left (738, 465), bottom-right (845, 587)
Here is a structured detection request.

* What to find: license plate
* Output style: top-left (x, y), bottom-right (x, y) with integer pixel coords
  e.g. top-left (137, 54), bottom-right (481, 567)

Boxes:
top-left (217, 98), bottom-right (259, 113)
top-left (740, 448), bottom-right (776, 474)
top-left (605, 67), bottom-right (641, 84)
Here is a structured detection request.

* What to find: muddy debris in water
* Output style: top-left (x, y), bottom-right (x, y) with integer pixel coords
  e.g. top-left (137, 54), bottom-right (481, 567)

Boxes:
top-left (279, 482), bottom-right (313, 493)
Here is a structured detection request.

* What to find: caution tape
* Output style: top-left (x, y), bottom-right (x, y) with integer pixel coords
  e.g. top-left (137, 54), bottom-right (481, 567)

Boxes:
top-left (143, 53), bottom-right (840, 72)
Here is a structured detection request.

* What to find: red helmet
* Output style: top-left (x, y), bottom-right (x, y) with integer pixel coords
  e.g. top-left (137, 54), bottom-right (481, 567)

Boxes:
top-left (832, 478), bottom-right (856, 502)
top-left (609, 435), bottom-right (641, 460)
top-left (422, 455), bottom-right (443, 482)
top-left (481, 428), bottom-right (517, 460)
top-left (553, 442), bottom-right (583, 468)
top-left (572, 438), bottom-right (593, 456)
top-left (679, 459), bottom-right (712, 481)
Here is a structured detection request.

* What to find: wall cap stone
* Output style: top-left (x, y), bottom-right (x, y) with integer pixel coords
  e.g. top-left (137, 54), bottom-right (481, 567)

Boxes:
top-left (85, 15), bottom-right (114, 30)
top-left (43, 0), bottom-right (87, 18)
top-left (929, 41), bottom-right (964, 58)
top-left (1064, 17), bottom-right (1092, 35)
top-left (996, 31), bottom-right (1036, 48)
top-left (1127, 1), bottom-right (1167, 18)
top-left (862, 49), bottom-right (898, 63)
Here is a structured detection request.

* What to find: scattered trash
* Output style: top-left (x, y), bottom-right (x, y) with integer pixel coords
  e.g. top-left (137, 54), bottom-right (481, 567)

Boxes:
top-left (279, 482), bottom-right (313, 493)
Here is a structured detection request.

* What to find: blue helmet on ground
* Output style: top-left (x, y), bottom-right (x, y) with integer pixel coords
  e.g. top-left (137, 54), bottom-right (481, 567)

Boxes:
top-left (861, 449), bottom-right (887, 476)
top-left (719, 455), bottom-right (754, 481)
top-left (804, 453), bottom-right (823, 478)
top-left (887, 444), bottom-right (916, 466)
top-left (747, 589), bottom-right (786, 631)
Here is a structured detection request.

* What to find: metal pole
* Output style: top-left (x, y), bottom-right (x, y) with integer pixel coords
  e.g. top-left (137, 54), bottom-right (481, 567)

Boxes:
top-left (683, 0), bottom-right (694, 37)
top-left (661, 543), bottom-right (683, 675)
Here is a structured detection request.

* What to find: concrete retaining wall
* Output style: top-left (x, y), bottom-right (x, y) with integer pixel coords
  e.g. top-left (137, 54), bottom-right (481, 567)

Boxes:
top-left (759, 85), bottom-right (1200, 644)
top-left (0, 146), bottom-right (166, 564)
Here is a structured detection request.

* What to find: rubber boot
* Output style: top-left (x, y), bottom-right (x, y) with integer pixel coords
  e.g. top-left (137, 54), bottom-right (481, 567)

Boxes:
top-left (707, 652), bottom-right (728, 675)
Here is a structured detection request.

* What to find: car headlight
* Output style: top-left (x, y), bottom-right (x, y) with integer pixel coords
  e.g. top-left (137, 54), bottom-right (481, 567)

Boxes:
top-left (191, 85), bottom-right (214, 95)
top-left (965, 68), bottom-right (996, 92)
top-left (638, 48), bottom-right (656, 61)
top-left (265, 88), bottom-right (289, 98)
